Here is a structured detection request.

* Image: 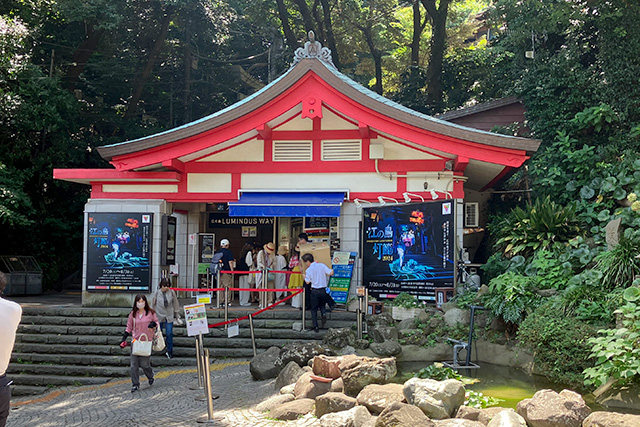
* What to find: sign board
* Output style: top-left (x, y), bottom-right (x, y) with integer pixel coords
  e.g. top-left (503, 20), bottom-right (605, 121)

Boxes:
top-left (86, 213), bottom-right (152, 292)
top-left (362, 201), bottom-right (455, 301)
top-left (184, 303), bottom-right (209, 336)
top-left (227, 323), bottom-right (239, 338)
top-left (328, 252), bottom-right (357, 304)
top-left (197, 294), bottom-right (212, 304)
top-left (161, 215), bottom-right (177, 265)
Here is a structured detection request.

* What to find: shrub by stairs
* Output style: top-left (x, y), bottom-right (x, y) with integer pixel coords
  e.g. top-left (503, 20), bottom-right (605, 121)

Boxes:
top-left (9, 305), bottom-right (356, 396)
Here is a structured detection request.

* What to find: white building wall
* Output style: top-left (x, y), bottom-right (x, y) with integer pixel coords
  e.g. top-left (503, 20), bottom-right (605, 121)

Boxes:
top-left (339, 202), bottom-right (362, 303)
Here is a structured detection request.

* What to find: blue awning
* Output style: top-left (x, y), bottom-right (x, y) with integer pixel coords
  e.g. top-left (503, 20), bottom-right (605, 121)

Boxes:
top-left (228, 192), bottom-right (345, 217)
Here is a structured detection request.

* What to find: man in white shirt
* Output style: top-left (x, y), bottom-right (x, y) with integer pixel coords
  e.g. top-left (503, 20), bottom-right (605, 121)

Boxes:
top-left (0, 272), bottom-right (22, 427)
top-left (302, 253), bottom-right (333, 332)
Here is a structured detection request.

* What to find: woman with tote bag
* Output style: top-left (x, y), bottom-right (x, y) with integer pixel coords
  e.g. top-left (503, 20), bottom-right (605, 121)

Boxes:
top-left (150, 278), bottom-right (180, 359)
top-left (120, 294), bottom-right (159, 392)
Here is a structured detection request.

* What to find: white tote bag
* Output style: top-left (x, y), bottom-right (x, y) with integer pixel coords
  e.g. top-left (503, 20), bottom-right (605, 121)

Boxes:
top-left (152, 327), bottom-right (165, 352)
top-left (132, 333), bottom-right (152, 356)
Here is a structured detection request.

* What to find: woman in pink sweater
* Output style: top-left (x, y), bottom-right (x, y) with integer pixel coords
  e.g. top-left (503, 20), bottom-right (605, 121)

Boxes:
top-left (120, 295), bottom-right (159, 392)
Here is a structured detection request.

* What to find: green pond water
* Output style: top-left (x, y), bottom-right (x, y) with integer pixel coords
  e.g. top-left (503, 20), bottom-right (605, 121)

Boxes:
top-left (395, 361), bottom-right (603, 411)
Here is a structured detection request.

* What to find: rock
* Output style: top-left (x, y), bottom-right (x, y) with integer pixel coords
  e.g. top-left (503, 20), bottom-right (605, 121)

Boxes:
top-left (443, 308), bottom-right (469, 328)
top-left (375, 401), bottom-right (435, 427)
top-left (256, 394), bottom-right (295, 412)
top-left (477, 285), bottom-right (489, 296)
top-left (535, 288), bottom-right (557, 297)
top-left (313, 355), bottom-right (343, 379)
top-left (417, 309), bottom-right (431, 323)
top-left (397, 318), bottom-right (417, 330)
top-left (356, 383), bottom-right (406, 414)
top-left (370, 341), bottom-right (402, 357)
top-left (323, 328), bottom-right (356, 349)
top-left (280, 384), bottom-right (295, 395)
top-left (455, 406), bottom-right (481, 421)
top-left (366, 312), bottom-right (395, 328)
top-left (474, 312), bottom-right (489, 329)
top-left (292, 321), bottom-right (303, 331)
top-left (315, 392), bottom-right (357, 417)
top-left (340, 345), bottom-right (357, 355)
top-left (593, 379), bottom-right (640, 411)
top-left (440, 302), bottom-right (457, 312)
top-left (516, 389), bottom-right (591, 427)
top-left (582, 411), bottom-right (640, 427)
top-left (403, 377), bottom-right (465, 420)
top-left (276, 342), bottom-right (335, 369)
top-left (269, 398), bottom-right (315, 421)
top-left (320, 406), bottom-right (373, 427)
top-left (435, 420), bottom-right (485, 426)
top-left (250, 346), bottom-right (281, 380)
top-left (478, 407), bottom-right (513, 425)
top-left (293, 372), bottom-right (333, 399)
top-left (340, 356), bottom-right (398, 396)
top-left (490, 317), bottom-right (507, 332)
top-left (275, 360), bottom-right (307, 390)
top-left (354, 339), bottom-right (370, 350)
top-left (330, 377), bottom-right (344, 393)
top-left (486, 409), bottom-right (527, 427)
top-left (370, 326), bottom-right (399, 343)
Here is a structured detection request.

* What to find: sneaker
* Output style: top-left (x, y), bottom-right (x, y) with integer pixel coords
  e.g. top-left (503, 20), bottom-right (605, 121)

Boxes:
top-left (321, 316), bottom-right (327, 328)
top-left (165, 351), bottom-right (173, 359)
top-left (131, 385), bottom-right (139, 393)
top-left (314, 327), bottom-right (319, 333)
top-left (149, 378), bottom-right (154, 386)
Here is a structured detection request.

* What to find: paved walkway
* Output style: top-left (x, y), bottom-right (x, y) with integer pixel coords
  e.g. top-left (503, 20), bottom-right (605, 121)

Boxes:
top-left (7, 359), bottom-right (321, 427)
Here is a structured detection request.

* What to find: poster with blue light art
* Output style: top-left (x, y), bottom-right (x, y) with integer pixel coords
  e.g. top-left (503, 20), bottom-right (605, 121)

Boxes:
top-left (362, 201), bottom-right (454, 301)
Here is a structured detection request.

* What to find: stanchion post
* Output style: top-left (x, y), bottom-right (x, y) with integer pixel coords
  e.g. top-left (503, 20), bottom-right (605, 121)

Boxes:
top-left (301, 287), bottom-right (306, 331)
top-left (224, 287), bottom-right (229, 330)
top-left (249, 314), bottom-right (257, 357)
top-left (261, 268), bottom-right (267, 309)
top-left (216, 270), bottom-right (221, 308)
top-left (197, 349), bottom-right (220, 423)
top-left (189, 335), bottom-right (204, 390)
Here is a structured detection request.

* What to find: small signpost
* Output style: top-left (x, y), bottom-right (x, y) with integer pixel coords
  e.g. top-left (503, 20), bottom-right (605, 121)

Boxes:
top-left (328, 251), bottom-right (357, 304)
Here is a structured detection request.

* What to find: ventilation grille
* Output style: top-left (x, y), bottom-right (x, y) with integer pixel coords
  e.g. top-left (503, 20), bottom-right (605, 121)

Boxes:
top-left (273, 141), bottom-right (312, 162)
top-left (464, 202), bottom-right (479, 228)
top-left (322, 141), bottom-right (361, 161)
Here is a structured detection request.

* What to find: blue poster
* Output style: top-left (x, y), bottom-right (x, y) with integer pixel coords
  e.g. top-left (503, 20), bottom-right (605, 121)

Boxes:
top-left (362, 201), bottom-right (455, 301)
top-left (328, 252), bottom-right (357, 304)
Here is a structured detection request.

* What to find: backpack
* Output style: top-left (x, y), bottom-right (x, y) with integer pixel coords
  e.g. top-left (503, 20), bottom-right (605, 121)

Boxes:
top-left (209, 251), bottom-right (224, 275)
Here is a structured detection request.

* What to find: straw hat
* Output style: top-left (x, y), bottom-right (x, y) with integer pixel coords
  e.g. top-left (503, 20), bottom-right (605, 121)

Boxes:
top-left (277, 245), bottom-right (289, 256)
top-left (264, 242), bottom-right (275, 253)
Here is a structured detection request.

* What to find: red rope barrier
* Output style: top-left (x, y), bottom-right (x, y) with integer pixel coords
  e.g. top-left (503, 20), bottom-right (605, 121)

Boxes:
top-left (219, 269), bottom-right (302, 275)
top-left (207, 289), bottom-right (303, 328)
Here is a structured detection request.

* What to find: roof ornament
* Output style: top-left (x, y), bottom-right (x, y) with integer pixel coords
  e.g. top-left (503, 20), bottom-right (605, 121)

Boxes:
top-left (293, 31), bottom-right (334, 66)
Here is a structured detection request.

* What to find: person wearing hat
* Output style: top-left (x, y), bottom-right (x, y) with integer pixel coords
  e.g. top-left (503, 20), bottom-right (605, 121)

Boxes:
top-left (274, 245), bottom-right (289, 302)
top-left (215, 239), bottom-right (235, 304)
top-left (288, 244), bottom-right (304, 308)
top-left (256, 242), bottom-right (275, 307)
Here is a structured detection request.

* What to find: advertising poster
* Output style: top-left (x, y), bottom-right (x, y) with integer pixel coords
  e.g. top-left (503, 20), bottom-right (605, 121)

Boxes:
top-left (362, 201), bottom-right (455, 301)
top-left (328, 252), bottom-right (357, 304)
top-left (86, 213), bottom-right (152, 292)
top-left (184, 303), bottom-right (210, 336)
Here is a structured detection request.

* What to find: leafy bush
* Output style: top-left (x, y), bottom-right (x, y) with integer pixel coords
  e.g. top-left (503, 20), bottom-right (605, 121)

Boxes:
top-left (583, 287), bottom-right (640, 389)
top-left (524, 250), bottom-right (573, 290)
top-left (484, 272), bottom-right (541, 329)
top-left (518, 300), bottom-right (598, 389)
top-left (592, 236), bottom-right (640, 291)
top-left (388, 292), bottom-right (424, 309)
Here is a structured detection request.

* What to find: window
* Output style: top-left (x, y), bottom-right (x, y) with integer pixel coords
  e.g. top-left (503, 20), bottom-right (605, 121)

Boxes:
top-left (273, 141), bottom-right (312, 161)
top-left (321, 140), bottom-right (361, 161)
top-left (464, 202), bottom-right (479, 227)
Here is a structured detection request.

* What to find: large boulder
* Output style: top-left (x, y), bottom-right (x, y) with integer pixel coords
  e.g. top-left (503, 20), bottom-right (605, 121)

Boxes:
top-left (516, 389), bottom-right (591, 427)
top-left (293, 372), bottom-right (332, 400)
top-left (315, 392), bottom-right (357, 417)
top-left (478, 407), bottom-right (514, 425)
top-left (369, 326), bottom-right (399, 343)
top-left (486, 409), bottom-right (527, 427)
top-left (319, 406), bottom-right (373, 427)
top-left (366, 312), bottom-right (395, 328)
top-left (269, 398), bottom-right (315, 421)
top-left (249, 346), bottom-right (281, 380)
top-left (276, 342), bottom-right (335, 369)
top-left (403, 377), bottom-right (465, 420)
top-left (323, 328), bottom-right (356, 349)
top-left (275, 360), bottom-right (307, 390)
top-left (339, 356), bottom-right (398, 396)
top-left (582, 411), bottom-right (640, 427)
top-left (255, 394), bottom-right (295, 412)
top-left (370, 341), bottom-right (402, 357)
top-left (455, 406), bottom-right (481, 421)
top-left (593, 380), bottom-right (640, 411)
top-left (313, 355), bottom-right (342, 379)
top-left (434, 420), bottom-right (484, 426)
top-left (397, 318), bottom-right (417, 330)
top-left (354, 338), bottom-right (370, 350)
top-left (443, 308), bottom-right (469, 328)
top-left (375, 401), bottom-right (435, 427)
top-left (356, 383), bottom-right (406, 415)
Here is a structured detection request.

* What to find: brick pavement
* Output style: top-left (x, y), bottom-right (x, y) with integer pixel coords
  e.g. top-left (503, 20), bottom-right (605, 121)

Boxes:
top-left (6, 359), bottom-right (321, 427)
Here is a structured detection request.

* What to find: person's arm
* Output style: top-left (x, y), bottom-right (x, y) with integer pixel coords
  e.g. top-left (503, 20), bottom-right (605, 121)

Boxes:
top-left (171, 290), bottom-right (180, 314)
top-left (245, 251), bottom-right (253, 268)
top-left (121, 313), bottom-right (133, 347)
top-left (148, 291), bottom-right (156, 310)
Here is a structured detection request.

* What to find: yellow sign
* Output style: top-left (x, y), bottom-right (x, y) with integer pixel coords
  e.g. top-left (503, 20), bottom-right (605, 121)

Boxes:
top-left (197, 294), bottom-right (212, 304)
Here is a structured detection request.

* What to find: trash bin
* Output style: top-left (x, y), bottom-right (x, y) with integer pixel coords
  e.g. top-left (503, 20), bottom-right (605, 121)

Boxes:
top-left (0, 256), bottom-right (42, 296)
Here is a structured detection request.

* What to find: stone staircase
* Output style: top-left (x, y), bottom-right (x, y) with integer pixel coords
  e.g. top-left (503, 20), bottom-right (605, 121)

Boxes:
top-left (9, 305), bottom-right (356, 396)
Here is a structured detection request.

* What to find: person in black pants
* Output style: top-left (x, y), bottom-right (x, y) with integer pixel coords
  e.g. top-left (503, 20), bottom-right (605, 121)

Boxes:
top-left (298, 233), bottom-right (313, 310)
top-left (302, 253), bottom-right (334, 332)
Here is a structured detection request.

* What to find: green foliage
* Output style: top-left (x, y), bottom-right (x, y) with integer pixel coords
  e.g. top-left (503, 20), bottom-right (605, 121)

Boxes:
top-left (494, 197), bottom-right (582, 259)
top-left (484, 272), bottom-right (541, 327)
top-left (524, 250), bottom-right (572, 290)
top-left (415, 364), bottom-right (464, 381)
top-left (481, 252), bottom-right (511, 282)
top-left (465, 390), bottom-right (504, 409)
top-left (518, 300), bottom-right (598, 389)
top-left (583, 288), bottom-right (640, 389)
top-left (388, 292), bottom-right (424, 309)
top-left (592, 236), bottom-right (640, 291)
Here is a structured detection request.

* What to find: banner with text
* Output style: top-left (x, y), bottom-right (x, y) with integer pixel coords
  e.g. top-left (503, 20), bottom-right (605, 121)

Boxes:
top-left (328, 251), bottom-right (357, 304)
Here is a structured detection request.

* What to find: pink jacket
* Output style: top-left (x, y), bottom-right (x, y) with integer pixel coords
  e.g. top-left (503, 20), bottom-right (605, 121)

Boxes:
top-left (126, 310), bottom-right (159, 342)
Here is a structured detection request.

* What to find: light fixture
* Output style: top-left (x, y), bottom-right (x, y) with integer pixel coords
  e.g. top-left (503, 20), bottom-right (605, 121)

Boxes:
top-left (353, 198), bottom-right (373, 209)
top-left (377, 196), bottom-right (399, 206)
top-left (403, 192), bottom-right (425, 203)
top-left (430, 189), bottom-right (439, 200)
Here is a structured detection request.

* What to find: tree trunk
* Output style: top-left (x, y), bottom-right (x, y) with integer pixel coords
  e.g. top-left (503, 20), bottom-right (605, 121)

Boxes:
top-left (293, 0), bottom-right (316, 34)
top-left (275, 0), bottom-right (298, 49)
top-left (362, 27), bottom-right (383, 95)
top-left (421, 0), bottom-right (450, 112)
top-left (183, 23), bottom-right (192, 124)
top-left (124, 11), bottom-right (172, 119)
top-left (320, 0), bottom-right (341, 69)
top-left (410, 0), bottom-right (421, 66)
top-left (65, 26), bottom-right (104, 91)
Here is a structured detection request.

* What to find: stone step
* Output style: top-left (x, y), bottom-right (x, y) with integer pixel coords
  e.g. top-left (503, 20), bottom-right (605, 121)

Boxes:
top-left (20, 315), bottom-right (127, 327)
top-left (11, 353), bottom-right (198, 368)
top-left (8, 363), bottom-right (129, 378)
top-left (8, 373), bottom-right (115, 387)
top-left (11, 385), bottom-right (50, 397)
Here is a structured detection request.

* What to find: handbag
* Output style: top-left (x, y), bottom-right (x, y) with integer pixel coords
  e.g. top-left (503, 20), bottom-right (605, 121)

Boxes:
top-left (153, 327), bottom-right (165, 352)
top-left (132, 333), bottom-right (152, 356)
